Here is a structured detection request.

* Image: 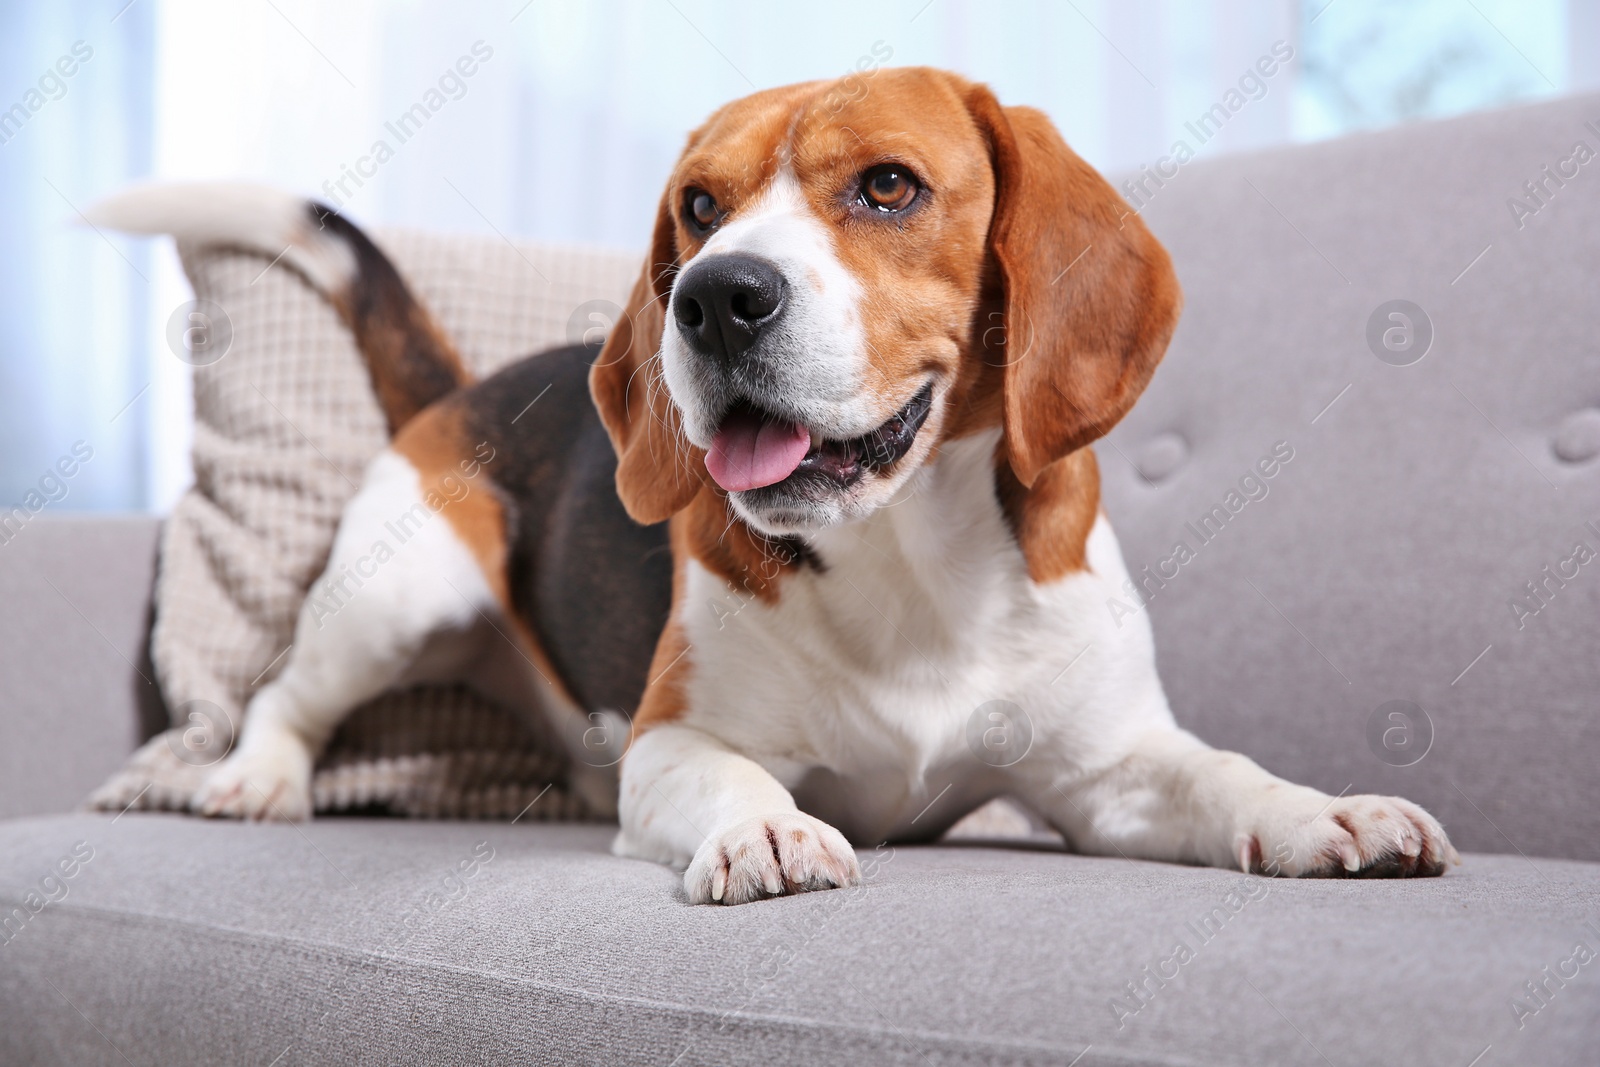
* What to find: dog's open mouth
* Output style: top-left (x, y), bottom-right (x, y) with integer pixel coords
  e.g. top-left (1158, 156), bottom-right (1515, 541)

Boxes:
top-left (705, 383), bottom-right (934, 494)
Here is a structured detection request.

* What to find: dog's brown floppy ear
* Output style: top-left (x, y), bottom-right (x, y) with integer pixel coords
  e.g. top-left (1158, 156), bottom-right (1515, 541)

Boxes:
top-left (967, 87), bottom-right (1181, 488)
top-left (590, 188), bottom-right (706, 524)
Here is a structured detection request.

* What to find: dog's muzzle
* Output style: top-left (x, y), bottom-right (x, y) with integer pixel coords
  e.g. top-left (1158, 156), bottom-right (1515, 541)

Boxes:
top-left (669, 252), bottom-right (934, 499)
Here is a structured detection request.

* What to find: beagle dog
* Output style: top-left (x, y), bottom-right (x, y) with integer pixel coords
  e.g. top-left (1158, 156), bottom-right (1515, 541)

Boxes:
top-left (95, 67), bottom-right (1456, 904)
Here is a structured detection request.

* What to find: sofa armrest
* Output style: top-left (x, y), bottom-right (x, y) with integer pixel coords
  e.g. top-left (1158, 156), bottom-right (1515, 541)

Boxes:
top-left (0, 515), bottom-right (164, 818)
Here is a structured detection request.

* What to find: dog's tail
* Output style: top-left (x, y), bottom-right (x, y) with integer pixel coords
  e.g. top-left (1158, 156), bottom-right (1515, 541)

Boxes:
top-left (86, 182), bottom-right (468, 434)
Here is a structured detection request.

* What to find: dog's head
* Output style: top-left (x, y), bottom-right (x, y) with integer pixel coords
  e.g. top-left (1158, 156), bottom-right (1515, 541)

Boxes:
top-left (592, 67), bottom-right (1179, 534)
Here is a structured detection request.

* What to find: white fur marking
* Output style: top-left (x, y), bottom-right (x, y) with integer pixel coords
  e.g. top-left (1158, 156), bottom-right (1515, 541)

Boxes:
top-left (195, 451), bottom-right (494, 820)
top-left (660, 168), bottom-right (874, 447)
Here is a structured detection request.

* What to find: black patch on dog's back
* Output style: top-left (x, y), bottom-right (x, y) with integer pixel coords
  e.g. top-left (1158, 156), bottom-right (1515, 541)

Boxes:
top-left (461, 345), bottom-right (672, 716)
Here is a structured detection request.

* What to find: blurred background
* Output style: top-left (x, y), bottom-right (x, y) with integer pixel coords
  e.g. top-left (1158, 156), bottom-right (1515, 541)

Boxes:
top-left (1, 0), bottom-right (1595, 514)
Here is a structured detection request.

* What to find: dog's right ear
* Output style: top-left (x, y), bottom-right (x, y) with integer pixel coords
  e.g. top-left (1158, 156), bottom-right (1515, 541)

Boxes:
top-left (590, 186), bottom-right (707, 525)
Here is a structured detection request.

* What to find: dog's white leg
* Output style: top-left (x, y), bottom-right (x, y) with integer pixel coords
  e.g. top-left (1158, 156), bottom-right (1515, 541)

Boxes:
top-left (1023, 727), bottom-right (1459, 877)
top-left (194, 452), bottom-right (495, 820)
top-left (614, 723), bottom-right (860, 904)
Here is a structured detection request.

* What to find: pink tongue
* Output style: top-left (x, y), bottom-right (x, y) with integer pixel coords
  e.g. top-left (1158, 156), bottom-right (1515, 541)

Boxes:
top-left (706, 410), bottom-right (811, 492)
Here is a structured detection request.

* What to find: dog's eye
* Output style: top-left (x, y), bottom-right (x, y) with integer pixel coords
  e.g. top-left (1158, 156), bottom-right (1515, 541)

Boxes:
top-left (860, 165), bottom-right (918, 211)
top-left (686, 188), bottom-right (719, 230)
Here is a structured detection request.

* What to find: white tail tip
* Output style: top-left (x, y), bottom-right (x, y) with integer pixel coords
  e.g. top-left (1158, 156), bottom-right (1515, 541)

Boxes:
top-left (84, 181), bottom-right (355, 295)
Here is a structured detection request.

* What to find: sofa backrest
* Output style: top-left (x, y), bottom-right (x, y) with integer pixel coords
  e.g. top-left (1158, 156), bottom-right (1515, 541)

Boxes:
top-left (1102, 91), bottom-right (1600, 861)
top-left (0, 516), bottom-right (163, 818)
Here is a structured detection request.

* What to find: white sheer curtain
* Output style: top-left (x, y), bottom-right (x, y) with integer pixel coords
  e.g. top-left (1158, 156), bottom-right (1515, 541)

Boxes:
top-left (135, 0), bottom-right (1311, 512)
top-left (1, 0), bottom-right (1587, 513)
top-left (0, 0), bottom-right (154, 514)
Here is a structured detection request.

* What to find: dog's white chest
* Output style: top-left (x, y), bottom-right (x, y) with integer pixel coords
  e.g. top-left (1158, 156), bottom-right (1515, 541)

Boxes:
top-left (676, 433), bottom-right (1160, 841)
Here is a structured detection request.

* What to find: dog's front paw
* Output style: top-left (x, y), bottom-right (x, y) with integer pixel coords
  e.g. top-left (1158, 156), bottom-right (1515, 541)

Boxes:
top-left (193, 731), bottom-right (313, 821)
top-left (1237, 792), bottom-right (1459, 878)
top-left (685, 813), bottom-right (861, 905)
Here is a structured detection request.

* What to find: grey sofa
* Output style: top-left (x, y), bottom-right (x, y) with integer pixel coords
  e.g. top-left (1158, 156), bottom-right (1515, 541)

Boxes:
top-left (4, 91), bottom-right (1599, 1066)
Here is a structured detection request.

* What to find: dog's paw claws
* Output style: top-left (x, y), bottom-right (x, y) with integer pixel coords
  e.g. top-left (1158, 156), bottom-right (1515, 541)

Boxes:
top-left (1244, 793), bottom-right (1455, 879)
top-left (685, 813), bottom-right (860, 905)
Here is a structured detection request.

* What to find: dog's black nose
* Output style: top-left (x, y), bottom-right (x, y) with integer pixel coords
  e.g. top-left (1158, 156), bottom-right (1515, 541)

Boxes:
top-left (672, 253), bottom-right (787, 365)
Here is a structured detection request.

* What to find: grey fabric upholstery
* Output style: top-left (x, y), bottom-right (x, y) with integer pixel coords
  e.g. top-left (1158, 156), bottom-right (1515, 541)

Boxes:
top-left (3, 92), bottom-right (1600, 1064)
top-left (0, 516), bottom-right (162, 819)
top-left (1104, 90), bottom-right (1600, 862)
top-left (3, 814), bottom-right (1597, 1066)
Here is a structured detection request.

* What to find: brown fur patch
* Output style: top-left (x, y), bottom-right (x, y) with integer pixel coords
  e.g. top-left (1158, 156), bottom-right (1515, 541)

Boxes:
top-left (633, 613), bottom-right (694, 731)
top-left (678, 486), bottom-right (813, 605)
top-left (392, 404), bottom-right (508, 605)
top-left (630, 513), bottom-right (708, 732)
top-left (391, 402), bottom-right (577, 706)
top-left (589, 221), bottom-right (707, 526)
top-left (994, 446), bottom-right (1101, 583)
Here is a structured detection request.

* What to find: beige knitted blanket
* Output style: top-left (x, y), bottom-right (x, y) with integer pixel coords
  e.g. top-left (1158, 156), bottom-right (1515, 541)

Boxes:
top-left (88, 228), bottom-right (639, 821)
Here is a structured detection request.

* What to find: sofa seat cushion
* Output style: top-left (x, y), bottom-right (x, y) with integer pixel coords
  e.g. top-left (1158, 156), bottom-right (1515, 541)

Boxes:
top-left (2, 814), bottom-right (1596, 1065)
